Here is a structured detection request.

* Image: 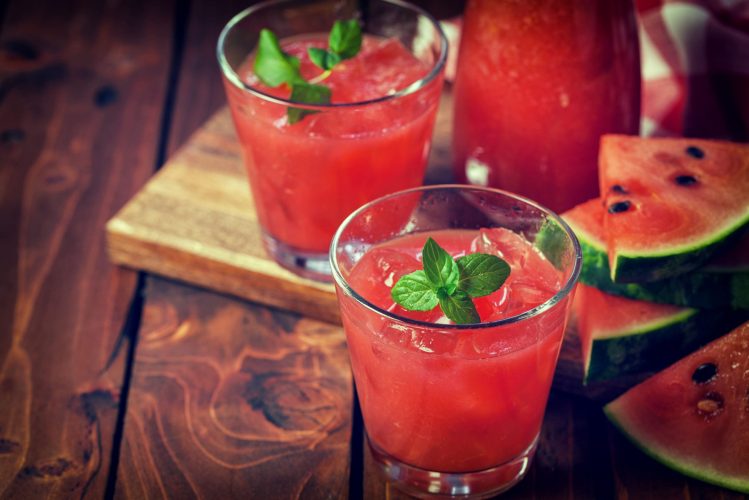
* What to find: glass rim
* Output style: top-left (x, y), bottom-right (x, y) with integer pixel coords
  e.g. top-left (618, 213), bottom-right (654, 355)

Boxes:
top-left (216, 0), bottom-right (448, 111)
top-left (329, 184), bottom-right (583, 330)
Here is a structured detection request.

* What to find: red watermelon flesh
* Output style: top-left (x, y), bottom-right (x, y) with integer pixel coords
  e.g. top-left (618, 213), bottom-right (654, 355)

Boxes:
top-left (599, 135), bottom-right (749, 283)
top-left (604, 321), bottom-right (749, 493)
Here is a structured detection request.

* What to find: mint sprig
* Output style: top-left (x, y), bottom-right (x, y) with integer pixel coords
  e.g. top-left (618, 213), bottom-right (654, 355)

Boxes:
top-left (253, 29), bottom-right (304, 87)
top-left (391, 238), bottom-right (511, 325)
top-left (252, 20), bottom-right (362, 124)
top-left (288, 82), bottom-right (331, 124)
top-left (309, 19), bottom-right (362, 70)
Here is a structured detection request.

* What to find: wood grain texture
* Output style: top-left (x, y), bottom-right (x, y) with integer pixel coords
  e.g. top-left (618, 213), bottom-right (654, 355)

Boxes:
top-left (115, 4), bottom-right (351, 497)
top-left (115, 278), bottom-right (352, 499)
top-left (165, 0), bottom-right (250, 156)
top-left (0, 0), bottom-right (175, 497)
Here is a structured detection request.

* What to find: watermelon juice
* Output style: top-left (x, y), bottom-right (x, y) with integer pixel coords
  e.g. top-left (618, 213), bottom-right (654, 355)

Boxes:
top-left (218, 0), bottom-right (447, 281)
top-left (330, 186), bottom-right (582, 496)
top-left (452, 0), bottom-right (641, 213)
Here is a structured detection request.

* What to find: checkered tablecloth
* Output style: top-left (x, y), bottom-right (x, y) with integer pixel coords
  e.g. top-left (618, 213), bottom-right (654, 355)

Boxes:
top-left (635, 0), bottom-right (748, 138)
top-left (445, 1), bottom-right (749, 141)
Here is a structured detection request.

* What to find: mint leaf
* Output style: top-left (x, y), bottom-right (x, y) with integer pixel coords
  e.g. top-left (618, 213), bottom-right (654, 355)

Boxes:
top-left (439, 290), bottom-right (480, 324)
top-left (253, 29), bottom-right (303, 87)
top-left (457, 254), bottom-right (511, 298)
top-left (422, 237), bottom-right (460, 292)
top-left (391, 237), bottom-right (510, 324)
top-left (391, 271), bottom-right (439, 311)
top-left (287, 82), bottom-right (331, 124)
top-left (254, 20), bottom-right (363, 124)
top-left (308, 47), bottom-right (341, 71)
top-left (329, 19), bottom-right (362, 59)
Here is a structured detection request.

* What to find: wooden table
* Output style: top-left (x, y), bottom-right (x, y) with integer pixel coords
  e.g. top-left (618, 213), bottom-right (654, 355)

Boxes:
top-left (0, 0), bottom-right (745, 498)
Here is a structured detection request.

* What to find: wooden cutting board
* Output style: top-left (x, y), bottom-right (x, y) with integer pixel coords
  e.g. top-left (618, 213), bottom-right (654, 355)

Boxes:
top-left (106, 92), bottom-right (454, 324)
top-left (105, 94), bottom-right (621, 398)
top-left (105, 107), bottom-right (343, 322)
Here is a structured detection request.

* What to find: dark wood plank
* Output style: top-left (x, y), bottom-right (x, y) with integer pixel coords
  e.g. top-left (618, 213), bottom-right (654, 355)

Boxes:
top-left (116, 1), bottom-right (351, 496)
top-left (165, 0), bottom-right (249, 155)
top-left (0, 0), bottom-right (175, 496)
top-left (115, 278), bottom-right (352, 498)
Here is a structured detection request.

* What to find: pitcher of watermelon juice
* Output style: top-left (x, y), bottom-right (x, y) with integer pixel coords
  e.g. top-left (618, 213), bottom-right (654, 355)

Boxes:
top-left (453, 0), bottom-right (641, 213)
top-left (217, 0), bottom-right (447, 281)
top-left (330, 185), bottom-right (582, 497)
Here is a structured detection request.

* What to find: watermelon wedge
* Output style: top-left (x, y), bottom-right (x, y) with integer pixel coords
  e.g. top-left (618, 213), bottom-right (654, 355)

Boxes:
top-left (574, 284), bottom-right (742, 383)
top-left (599, 136), bottom-right (749, 283)
top-left (564, 199), bottom-right (749, 309)
top-left (604, 321), bottom-right (749, 493)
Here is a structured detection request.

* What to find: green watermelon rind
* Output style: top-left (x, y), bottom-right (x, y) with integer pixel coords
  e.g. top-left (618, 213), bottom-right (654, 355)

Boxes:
top-left (611, 212), bottom-right (749, 284)
top-left (604, 402), bottom-right (749, 494)
top-left (567, 217), bottom-right (749, 309)
top-left (583, 308), bottom-right (696, 383)
top-left (581, 308), bottom-right (749, 384)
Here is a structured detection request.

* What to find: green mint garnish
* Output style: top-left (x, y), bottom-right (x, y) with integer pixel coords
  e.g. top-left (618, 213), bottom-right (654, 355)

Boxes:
top-left (287, 82), bottom-right (331, 124)
top-left (422, 237), bottom-right (460, 295)
top-left (253, 29), bottom-right (304, 87)
top-left (253, 20), bottom-right (362, 124)
top-left (391, 238), bottom-right (511, 325)
top-left (328, 19), bottom-right (363, 60)
top-left (438, 290), bottom-right (480, 325)
top-left (307, 47), bottom-right (342, 71)
top-left (390, 271), bottom-right (439, 311)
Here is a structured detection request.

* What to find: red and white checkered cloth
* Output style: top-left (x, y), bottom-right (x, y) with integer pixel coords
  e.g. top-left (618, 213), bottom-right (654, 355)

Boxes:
top-left (639, 0), bottom-right (749, 140)
top-left (445, 1), bottom-right (749, 141)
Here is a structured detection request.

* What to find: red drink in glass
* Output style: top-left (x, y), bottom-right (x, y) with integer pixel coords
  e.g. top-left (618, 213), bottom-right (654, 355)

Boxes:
top-left (331, 186), bottom-right (581, 497)
top-left (452, 0), bottom-right (640, 213)
top-left (218, 0), bottom-right (447, 281)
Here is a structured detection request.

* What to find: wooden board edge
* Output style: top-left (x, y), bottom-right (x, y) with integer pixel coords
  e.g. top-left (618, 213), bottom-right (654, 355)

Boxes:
top-left (105, 219), bottom-right (341, 324)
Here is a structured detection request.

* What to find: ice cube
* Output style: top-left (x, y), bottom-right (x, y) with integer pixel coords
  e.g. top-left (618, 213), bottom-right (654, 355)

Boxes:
top-left (503, 277), bottom-right (559, 315)
top-left (347, 247), bottom-right (421, 311)
top-left (472, 228), bottom-right (532, 270)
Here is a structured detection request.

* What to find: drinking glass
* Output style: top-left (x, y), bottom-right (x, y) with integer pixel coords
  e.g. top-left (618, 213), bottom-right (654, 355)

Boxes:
top-left (330, 185), bottom-right (582, 497)
top-left (452, 0), bottom-right (641, 213)
top-left (217, 0), bottom-right (447, 281)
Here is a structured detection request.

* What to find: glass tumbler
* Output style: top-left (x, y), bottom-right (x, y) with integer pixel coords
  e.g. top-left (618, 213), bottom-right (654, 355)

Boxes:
top-left (217, 0), bottom-right (447, 281)
top-left (330, 185), bottom-right (582, 497)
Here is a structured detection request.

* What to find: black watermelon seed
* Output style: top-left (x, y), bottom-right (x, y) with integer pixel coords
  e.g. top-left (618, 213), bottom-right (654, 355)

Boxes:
top-left (685, 146), bottom-right (705, 159)
top-left (675, 174), bottom-right (698, 186)
top-left (692, 363), bottom-right (718, 384)
top-left (607, 201), bottom-right (631, 214)
top-left (610, 184), bottom-right (628, 194)
top-left (94, 85), bottom-right (118, 107)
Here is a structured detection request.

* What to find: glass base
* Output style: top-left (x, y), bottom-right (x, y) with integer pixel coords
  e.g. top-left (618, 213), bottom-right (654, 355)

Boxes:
top-left (369, 435), bottom-right (538, 498)
top-left (262, 232), bottom-right (332, 282)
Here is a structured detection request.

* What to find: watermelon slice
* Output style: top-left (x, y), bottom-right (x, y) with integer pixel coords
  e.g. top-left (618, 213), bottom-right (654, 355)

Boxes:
top-left (574, 284), bottom-right (742, 383)
top-left (604, 321), bottom-right (749, 493)
top-left (564, 199), bottom-right (749, 309)
top-left (599, 135), bottom-right (749, 283)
